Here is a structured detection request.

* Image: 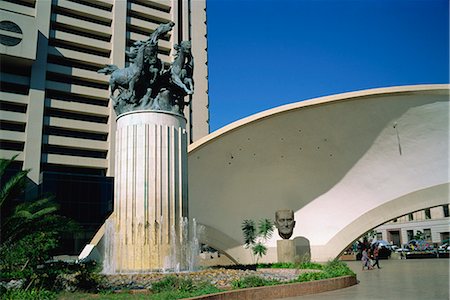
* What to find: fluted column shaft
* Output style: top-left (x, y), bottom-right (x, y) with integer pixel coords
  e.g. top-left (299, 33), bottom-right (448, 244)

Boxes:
top-left (112, 110), bottom-right (188, 272)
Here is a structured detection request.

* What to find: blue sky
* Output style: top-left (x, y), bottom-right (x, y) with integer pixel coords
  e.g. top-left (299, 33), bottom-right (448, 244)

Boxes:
top-left (205, 0), bottom-right (449, 132)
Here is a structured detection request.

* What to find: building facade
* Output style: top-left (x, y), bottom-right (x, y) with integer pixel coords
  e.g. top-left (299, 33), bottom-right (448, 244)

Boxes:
top-left (1, 0), bottom-right (209, 253)
top-left (374, 205), bottom-right (450, 247)
top-left (1, 0), bottom-right (209, 183)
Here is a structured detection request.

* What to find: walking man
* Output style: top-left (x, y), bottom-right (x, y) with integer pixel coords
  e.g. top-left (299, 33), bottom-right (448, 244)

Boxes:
top-left (373, 245), bottom-right (381, 269)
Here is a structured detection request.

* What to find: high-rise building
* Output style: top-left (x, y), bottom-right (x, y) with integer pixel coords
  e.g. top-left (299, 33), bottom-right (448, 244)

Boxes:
top-left (1, 0), bottom-right (209, 253)
top-left (1, 0), bottom-right (209, 182)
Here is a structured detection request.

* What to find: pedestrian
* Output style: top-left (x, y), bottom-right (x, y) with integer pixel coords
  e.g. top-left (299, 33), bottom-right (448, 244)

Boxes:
top-left (373, 245), bottom-right (381, 269)
top-left (361, 248), bottom-right (373, 270)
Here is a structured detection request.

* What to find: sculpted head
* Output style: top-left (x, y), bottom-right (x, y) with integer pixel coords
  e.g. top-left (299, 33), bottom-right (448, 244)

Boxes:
top-left (275, 210), bottom-right (296, 239)
top-left (157, 21), bottom-right (175, 35)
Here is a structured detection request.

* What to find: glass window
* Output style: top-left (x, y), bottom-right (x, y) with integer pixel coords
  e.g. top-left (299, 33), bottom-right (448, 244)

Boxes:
top-left (424, 229), bottom-right (432, 241)
top-left (425, 209), bottom-right (431, 219)
top-left (443, 205), bottom-right (449, 218)
top-left (408, 213), bottom-right (414, 221)
top-left (407, 230), bottom-right (414, 241)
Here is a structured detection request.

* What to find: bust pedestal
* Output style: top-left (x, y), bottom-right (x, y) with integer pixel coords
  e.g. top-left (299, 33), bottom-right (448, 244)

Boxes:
top-left (277, 240), bottom-right (296, 263)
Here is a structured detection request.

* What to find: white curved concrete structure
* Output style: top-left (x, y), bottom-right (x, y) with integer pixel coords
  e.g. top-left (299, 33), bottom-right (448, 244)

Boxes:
top-left (188, 84), bottom-right (449, 263)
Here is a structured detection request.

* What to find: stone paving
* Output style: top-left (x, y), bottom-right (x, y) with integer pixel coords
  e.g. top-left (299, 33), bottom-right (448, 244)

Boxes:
top-left (279, 258), bottom-right (450, 300)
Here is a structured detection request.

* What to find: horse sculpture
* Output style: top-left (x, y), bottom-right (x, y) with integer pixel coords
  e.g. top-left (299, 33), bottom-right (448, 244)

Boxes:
top-left (97, 21), bottom-right (194, 116)
top-left (151, 41), bottom-right (194, 114)
top-left (98, 22), bottom-right (175, 103)
top-left (98, 44), bottom-right (145, 103)
top-left (169, 40), bottom-right (194, 95)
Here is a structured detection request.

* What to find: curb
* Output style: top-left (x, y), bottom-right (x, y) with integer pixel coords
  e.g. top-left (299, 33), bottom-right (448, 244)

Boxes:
top-left (186, 275), bottom-right (357, 300)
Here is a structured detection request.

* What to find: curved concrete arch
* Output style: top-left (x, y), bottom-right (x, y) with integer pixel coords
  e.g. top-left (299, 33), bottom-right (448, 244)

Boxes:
top-left (324, 183), bottom-right (449, 260)
top-left (188, 84), bottom-right (449, 262)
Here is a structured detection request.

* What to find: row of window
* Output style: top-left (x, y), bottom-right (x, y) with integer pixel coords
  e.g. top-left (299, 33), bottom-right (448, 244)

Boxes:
top-left (392, 205), bottom-right (449, 223)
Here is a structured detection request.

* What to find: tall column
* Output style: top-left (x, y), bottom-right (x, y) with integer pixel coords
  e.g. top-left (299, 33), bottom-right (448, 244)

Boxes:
top-left (111, 110), bottom-right (188, 272)
top-left (23, 0), bottom-right (52, 183)
top-left (106, 0), bottom-right (128, 176)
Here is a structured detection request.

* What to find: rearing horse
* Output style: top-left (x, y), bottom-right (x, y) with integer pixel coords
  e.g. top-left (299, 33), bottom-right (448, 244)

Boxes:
top-left (169, 40), bottom-right (193, 95)
top-left (98, 22), bottom-right (175, 102)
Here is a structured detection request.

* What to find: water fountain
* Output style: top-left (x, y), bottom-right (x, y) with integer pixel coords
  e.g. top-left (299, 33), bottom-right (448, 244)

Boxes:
top-left (103, 217), bottom-right (203, 274)
top-left (96, 22), bottom-right (197, 274)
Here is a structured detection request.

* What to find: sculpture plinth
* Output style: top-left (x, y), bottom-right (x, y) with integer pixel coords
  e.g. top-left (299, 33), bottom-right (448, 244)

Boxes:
top-left (277, 240), bottom-right (296, 263)
top-left (105, 110), bottom-right (188, 272)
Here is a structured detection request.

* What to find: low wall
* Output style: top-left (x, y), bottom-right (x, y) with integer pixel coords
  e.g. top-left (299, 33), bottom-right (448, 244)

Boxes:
top-left (186, 275), bottom-right (357, 300)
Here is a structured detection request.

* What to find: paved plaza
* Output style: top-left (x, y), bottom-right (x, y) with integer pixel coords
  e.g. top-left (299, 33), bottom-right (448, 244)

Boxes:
top-left (280, 258), bottom-right (450, 300)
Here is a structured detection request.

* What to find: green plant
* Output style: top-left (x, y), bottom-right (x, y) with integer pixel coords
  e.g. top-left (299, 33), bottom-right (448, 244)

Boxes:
top-left (241, 219), bottom-right (257, 246)
top-left (297, 271), bottom-right (328, 282)
top-left (0, 156), bottom-right (79, 287)
top-left (413, 230), bottom-right (424, 240)
top-left (257, 262), bottom-right (296, 269)
top-left (150, 276), bottom-right (222, 299)
top-left (296, 260), bottom-right (353, 283)
top-left (241, 218), bottom-right (274, 263)
top-left (297, 262), bottom-right (323, 270)
top-left (231, 275), bottom-right (280, 289)
top-left (1, 288), bottom-right (56, 300)
top-left (322, 259), bottom-right (355, 277)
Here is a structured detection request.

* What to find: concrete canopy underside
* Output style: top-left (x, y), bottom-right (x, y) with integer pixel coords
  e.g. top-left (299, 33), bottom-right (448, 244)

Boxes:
top-left (188, 84), bottom-right (449, 263)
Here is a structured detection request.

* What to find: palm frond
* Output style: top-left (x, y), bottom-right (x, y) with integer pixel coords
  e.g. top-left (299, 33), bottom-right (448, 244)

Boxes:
top-left (0, 155), bottom-right (19, 178)
top-left (0, 169), bottom-right (29, 208)
top-left (241, 219), bottom-right (256, 248)
top-left (258, 218), bottom-right (274, 241)
top-left (252, 242), bottom-right (267, 258)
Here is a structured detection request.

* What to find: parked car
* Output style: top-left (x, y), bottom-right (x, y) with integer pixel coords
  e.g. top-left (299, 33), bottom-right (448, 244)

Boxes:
top-left (391, 245), bottom-right (409, 253)
top-left (371, 240), bottom-right (392, 259)
top-left (408, 240), bottom-right (433, 251)
top-left (438, 243), bottom-right (449, 251)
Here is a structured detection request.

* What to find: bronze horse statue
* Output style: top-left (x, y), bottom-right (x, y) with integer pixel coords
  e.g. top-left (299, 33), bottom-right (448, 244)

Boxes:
top-left (169, 40), bottom-right (193, 95)
top-left (98, 22), bottom-right (175, 103)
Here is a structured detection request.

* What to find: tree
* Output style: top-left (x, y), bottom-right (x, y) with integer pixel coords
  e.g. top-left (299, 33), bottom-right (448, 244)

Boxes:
top-left (413, 230), bottom-right (424, 240)
top-left (0, 156), bottom-right (78, 281)
top-left (241, 218), bottom-right (274, 264)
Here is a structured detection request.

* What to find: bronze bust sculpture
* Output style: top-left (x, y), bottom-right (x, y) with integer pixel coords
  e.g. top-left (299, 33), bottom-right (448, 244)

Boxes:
top-left (275, 210), bottom-right (296, 239)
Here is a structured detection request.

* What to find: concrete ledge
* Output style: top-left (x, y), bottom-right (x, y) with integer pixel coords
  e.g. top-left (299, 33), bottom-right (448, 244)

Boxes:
top-left (339, 254), bottom-right (357, 261)
top-left (186, 275), bottom-right (357, 300)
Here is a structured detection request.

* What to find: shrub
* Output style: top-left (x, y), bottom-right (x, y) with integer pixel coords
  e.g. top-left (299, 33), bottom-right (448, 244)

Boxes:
top-left (257, 262), bottom-right (296, 269)
top-left (297, 271), bottom-right (329, 282)
top-left (19, 260), bottom-right (106, 292)
top-left (231, 275), bottom-right (280, 289)
top-left (1, 289), bottom-right (56, 300)
top-left (296, 260), bottom-right (354, 283)
top-left (322, 259), bottom-right (355, 277)
top-left (297, 262), bottom-right (323, 270)
top-left (150, 275), bottom-right (221, 297)
top-left (151, 276), bottom-right (185, 293)
top-left (0, 156), bottom-right (79, 288)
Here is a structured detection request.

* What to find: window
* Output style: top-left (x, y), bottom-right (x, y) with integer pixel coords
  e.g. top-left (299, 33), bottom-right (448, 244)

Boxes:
top-left (376, 232), bottom-right (382, 240)
top-left (407, 230), bottom-right (414, 241)
top-left (443, 205), bottom-right (449, 218)
top-left (408, 213), bottom-right (414, 221)
top-left (423, 229), bottom-right (432, 241)
top-left (425, 209), bottom-right (431, 219)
